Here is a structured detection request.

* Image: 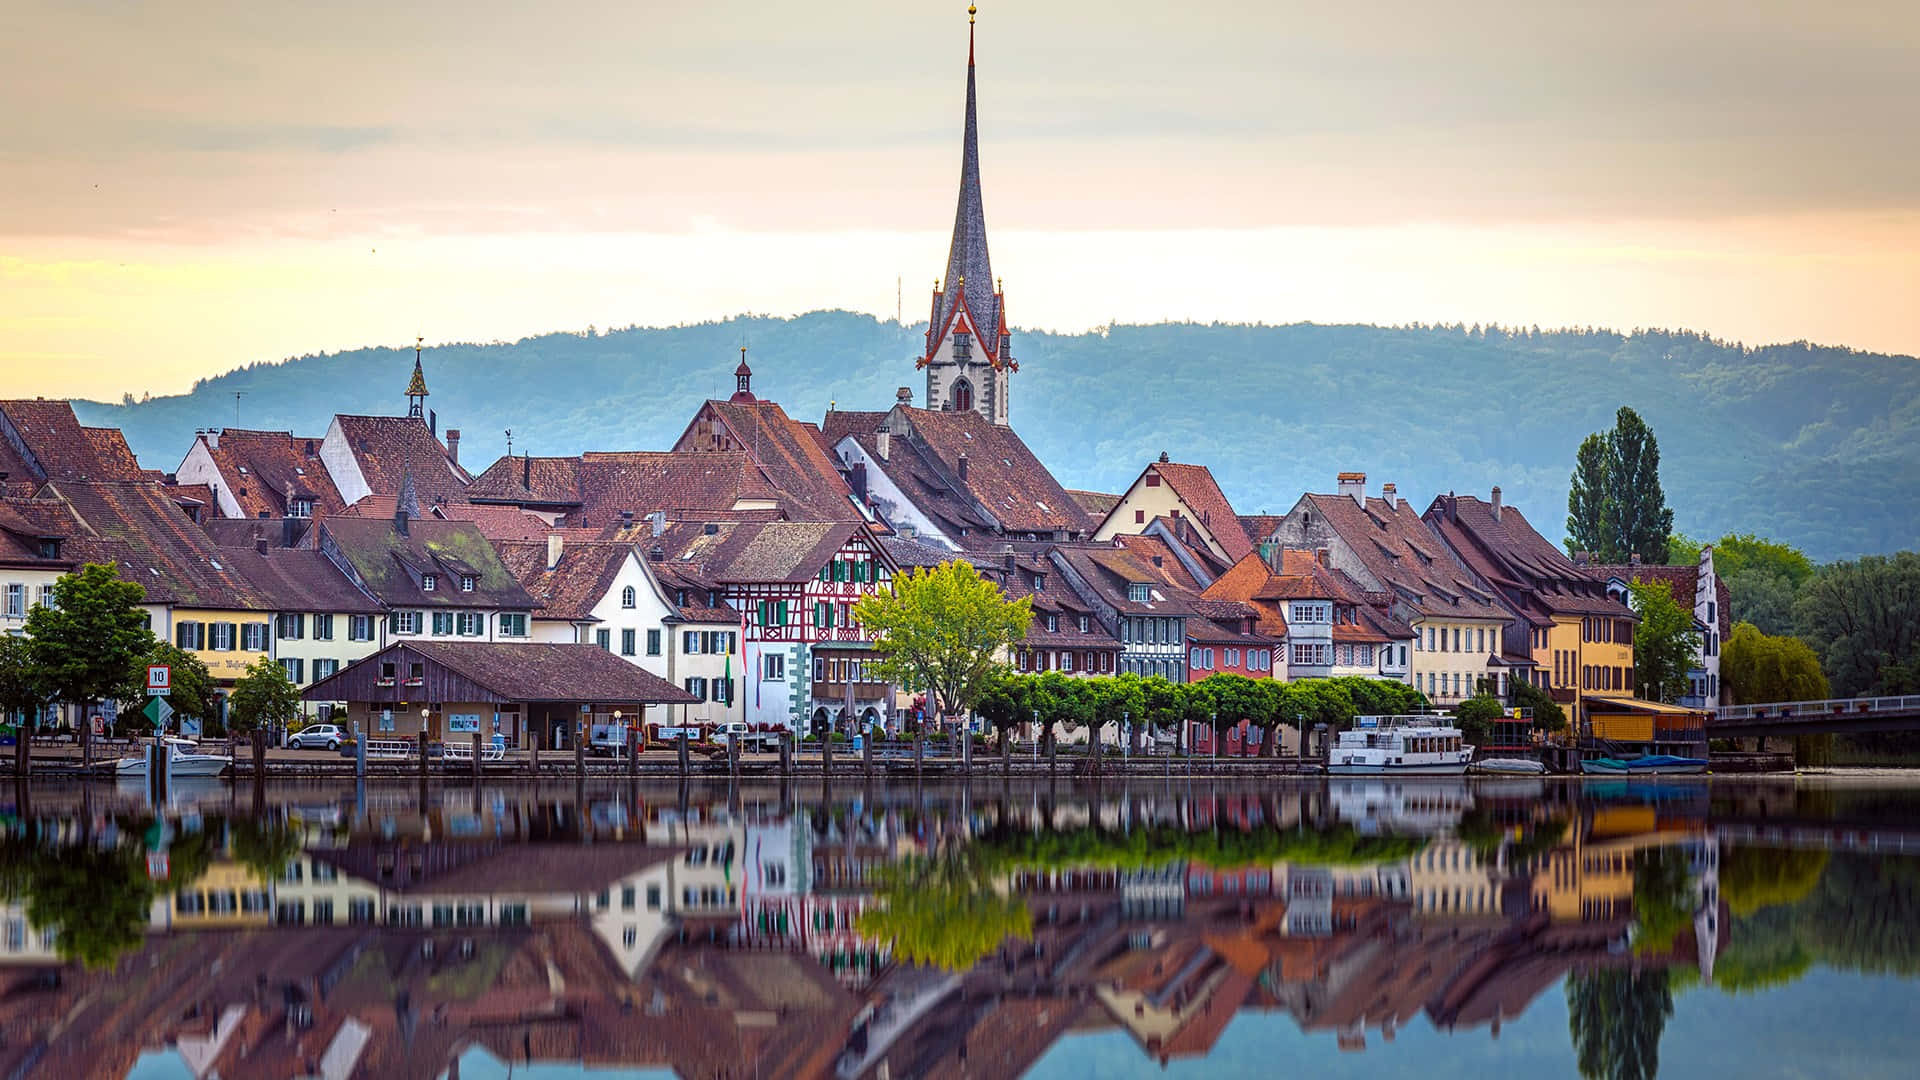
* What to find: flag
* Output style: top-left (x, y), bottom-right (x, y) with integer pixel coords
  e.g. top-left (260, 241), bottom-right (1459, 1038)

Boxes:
top-left (724, 652), bottom-right (733, 717)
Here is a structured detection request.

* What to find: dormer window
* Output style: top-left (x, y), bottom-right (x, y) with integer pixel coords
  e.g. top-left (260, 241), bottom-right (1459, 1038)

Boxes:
top-left (1078, 615), bottom-right (1090, 633)
top-left (460, 575), bottom-right (476, 592)
top-left (1127, 583), bottom-right (1149, 603)
top-left (677, 589), bottom-right (689, 607)
top-left (289, 499), bottom-right (313, 518)
top-left (37, 539), bottom-right (59, 559)
top-left (1031, 573), bottom-right (1045, 592)
top-left (1045, 614), bottom-right (1059, 632)
top-left (422, 574), bottom-right (437, 592)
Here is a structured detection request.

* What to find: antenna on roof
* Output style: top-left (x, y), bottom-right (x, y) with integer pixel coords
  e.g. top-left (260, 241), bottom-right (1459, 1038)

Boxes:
top-left (232, 392), bottom-right (243, 428)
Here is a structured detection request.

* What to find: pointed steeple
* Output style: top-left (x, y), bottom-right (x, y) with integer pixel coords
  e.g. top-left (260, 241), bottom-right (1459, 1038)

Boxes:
top-left (406, 336), bottom-right (429, 419)
top-left (928, 4), bottom-right (998, 363)
top-left (730, 346), bottom-right (757, 402)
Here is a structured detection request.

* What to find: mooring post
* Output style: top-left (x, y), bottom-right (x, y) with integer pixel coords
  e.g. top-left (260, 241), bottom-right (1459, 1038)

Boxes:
top-left (780, 733), bottom-right (792, 777)
top-left (678, 731), bottom-right (689, 778)
top-left (471, 731), bottom-right (481, 783)
top-left (528, 726), bottom-right (540, 778)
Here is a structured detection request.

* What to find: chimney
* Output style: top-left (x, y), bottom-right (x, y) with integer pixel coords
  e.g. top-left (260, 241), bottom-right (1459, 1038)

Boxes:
top-left (1573, 551), bottom-right (1591, 567)
top-left (619, 509), bottom-right (634, 530)
top-left (1490, 485), bottom-right (1503, 521)
top-left (445, 429), bottom-right (460, 467)
top-left (896, 386), bottom-right (913, 406)
top-left (957, 453), bottom-right (969, 482)
top-left (1381, 483), bottom-right (1397, 511)
top-left (1004, 548), bottom-right (1016, 570)
top-left (1629, 552), bottom-right (1641, 566)
top-left (428, 409), bottom-right (437, 436)
top-left (547, 533), bottom-right (564, 570)
top-left (850, 462), bottom-right (868, 502)
top-left (648, 544), bottom-right (665, 561)
top-left (1337, 472), bottom-right (1366, 508)
top-left (522, 454), bottom-right (531, 491)
top-left (1316, 547), bottom-right (1331, 568)
top-left (648, 510), bottom-right (666, 537)
top-left (283, 516), bottom-right (299, 548)
top-left (1158, 451), bottom-right (1170, 464)
top-left (875, 428), bottom-right (890, 461)
top-left (255, 535), bottom-right (269, 555)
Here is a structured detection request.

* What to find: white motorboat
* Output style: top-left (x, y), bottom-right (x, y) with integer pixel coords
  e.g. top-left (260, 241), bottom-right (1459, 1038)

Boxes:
top-left (1470, 757), bottom-right (1549, 776)
top-left (116, 737), bottom-right (233, 778)
top-left (1327, 715), bottom-right (1473, 776)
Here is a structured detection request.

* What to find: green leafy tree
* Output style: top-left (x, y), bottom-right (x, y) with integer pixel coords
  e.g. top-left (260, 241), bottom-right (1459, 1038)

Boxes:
top-left (1567, 431), bottom-right (1612, 559)
top-left (1631, 845), bottom-right (1696, 954)
top-left (21, 842), bottom-right (157, 969)
top-left (112, 642), bottom-right (215, 738)
top-left (1085, 673), bottom-right (1146, 764)
top-left (1508, 676), bottom-right (1568, 732)
top-left (1452, 695), bottom-right (1505, 747)
top-left (1627, 580), bottom-right (1702, 704)
top-left (1719, 845), bottom-right (1827, 918)
top-left (1793, 552), bottom-right (1920, 697)
top-left (1566, 968), bottom-right (1674, 1080)
top-left (0, 635), bottom-right (46, 774)
top-left (852, 561), bottom-right (1033, 723)
top-left (1032, 670), bottom-right (1093, 748)
top-left (1674, 533), bottom-right (1813, 635)
top-left (1276, 680), bottom-right (1356, 755)
top-left (1721, 623), bottom-right (1829, 705)
top-left (229, 655), bottom-right (301, 774)
top-left (24, 564), bottom-right (153, 758)
top-left (1566, 408), bottom-right (1674, 563)
top-left (855, 847), bottom-right (1031, 972)
top-left (1140, 675), bottom-right (1186, 753)
top-left (1197, 673), bottom-right (1273, 755)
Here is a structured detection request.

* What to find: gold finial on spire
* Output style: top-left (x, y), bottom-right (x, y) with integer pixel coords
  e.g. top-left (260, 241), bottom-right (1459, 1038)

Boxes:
top-left (415, 334), bottom-right (423, 360)
top-left (968, 3), bottom-right (977, 24)
top-left (996, 277), bottom-right (1004, 293)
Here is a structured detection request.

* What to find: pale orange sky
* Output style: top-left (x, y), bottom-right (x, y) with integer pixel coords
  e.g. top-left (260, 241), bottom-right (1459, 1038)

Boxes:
top-left (3, 1), bottom-right (1918, 399)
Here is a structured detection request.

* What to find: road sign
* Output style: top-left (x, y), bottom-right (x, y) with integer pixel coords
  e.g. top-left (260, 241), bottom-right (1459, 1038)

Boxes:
top-left (147, 664), bottom-right (171, 695)
top-left (143, 696), bottom-right (173, 731)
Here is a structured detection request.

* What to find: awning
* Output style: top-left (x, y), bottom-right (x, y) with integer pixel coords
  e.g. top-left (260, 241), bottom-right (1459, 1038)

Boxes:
top-left (1585, 696), bottom-right (1705, 716)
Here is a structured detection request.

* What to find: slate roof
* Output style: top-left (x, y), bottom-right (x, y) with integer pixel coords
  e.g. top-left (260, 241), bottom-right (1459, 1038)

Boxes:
top-left (880, 534), bottom-right (964, 569)
top-left (673, 400), bottom-right (859, 521)
top-left (0, 400), bottom-right (149, 482)
top-left (978, 550), bottom-right (1122, 649)
top-left (1053, 543), bottom-right (1196, 617)
top-left (306, 641), bottom-right (697, 704)
top-left (1587, 562), bottom-right (1733, 639)
top-left (1423, 494), bottom-right (1629, 624)
top-left (317, 517), bottom-right (536, 609)
top-left (467, 450), bottom-right (785, 526)
top-left (332, 415), bottom-right (471, 503)
top-left (497, 540), bottom-right (635, 622)
top-left (191, 429), bottom-right (345, 518)
top-left (1302, 492), bottom-right (1509, 621)
top-left (47, 480), bottom-right (269, 607)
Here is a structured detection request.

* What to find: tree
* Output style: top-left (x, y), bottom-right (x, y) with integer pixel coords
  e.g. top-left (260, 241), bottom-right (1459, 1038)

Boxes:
top-left (1452, 695), bottom-right (1505, 747)
top-left (1722, 623), bottom-right (1829, 705)
top-left (1675, 533), bottom-right (1813, 635)
top-left (1197, 673), bottom-right (1269, 756)
top-left (1327, 676), bottom-right (1428, 716)
top-left (1567, 432), bottom-right (1612, 559)
top-left (1628, 579), bottom-right (1702, 704)
top-left (855, 847), bottom-right (1031, 972)
top-left (230, 815), bottom-right (304, 883)
top-left (229, 656), bottom-right (300, 775)
top-left (24, 564), bottom-right (152, 760)
top-left (1508, 676), bottom-right (1567, 732)
top-left (1793, 552), bottom-right (1920, 697)
top-left (1276, 680), bottom-right (1356, 756)
top-left (1085, 673), bottom-right (1146, 766)
top-left (1566, 408), bottom-right (1674, 564)
top-left (1140, 675), bottom-right (1186, 753)
top-left (18, 842), bottom-right (157, 969)
top-left (852, 561), bottom-right (1033, 723)
top-left (1566, 968), bottom-right (1674, 1080)
top-left (0, 636), bottom-right (46, 775)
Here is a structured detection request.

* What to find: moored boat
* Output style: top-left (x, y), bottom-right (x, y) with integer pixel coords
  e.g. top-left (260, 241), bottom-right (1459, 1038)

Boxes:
top-left (1579, 754), bottom-right (1707, 776)
top-left (1328, 715), bottom-right (1472, 776)
top-left (1470, 757), bottom-right (1548, 776)
top-left (116, 737), bottom-right (233, 778)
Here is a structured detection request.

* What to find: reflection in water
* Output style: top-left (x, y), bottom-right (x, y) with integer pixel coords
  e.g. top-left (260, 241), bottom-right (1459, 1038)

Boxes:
top-left (0, 776), bottom-right (1915, 1077)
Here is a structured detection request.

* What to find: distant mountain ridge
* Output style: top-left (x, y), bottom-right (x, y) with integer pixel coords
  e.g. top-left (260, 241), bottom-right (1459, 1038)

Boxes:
top-left (72, 311), bottom-right (1920, 562)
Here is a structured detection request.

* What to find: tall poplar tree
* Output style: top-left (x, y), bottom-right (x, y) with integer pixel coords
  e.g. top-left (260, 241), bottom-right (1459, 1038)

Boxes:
top-left (1566, 432), bottom-right (1612, 558)
top-left (1604, 406), bottom-right (1674, 564)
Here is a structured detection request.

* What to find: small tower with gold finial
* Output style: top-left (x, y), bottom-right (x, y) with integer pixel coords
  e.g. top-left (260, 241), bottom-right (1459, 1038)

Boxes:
top-left (731, 346), bottom-right (757, 403)
top-left (405, 336), bottom-right (429, 420)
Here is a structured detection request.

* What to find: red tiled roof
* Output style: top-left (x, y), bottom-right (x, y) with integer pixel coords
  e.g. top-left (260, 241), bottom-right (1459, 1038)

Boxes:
top-left (1240, 514), bottom-right (1283, 544)
top-left (883, 406), bottom-right (1092, 539)
top-left (1067, 489), bottom-right (1122, 517)
top-left (47, 480), bottom-right (271, 607)
top-left (223, 546), bottom-right (383, 613)
top-left (1587, 562), bottom-right (1733, 638)
top-left (316, 516), bottom-right (536, 609)
top-left (1423, 494), bottom-right (1627, 624)
top-left (497, 540), bottom-right (635, 621)
top-left (339, 494), bottom-right (554, 542)
top-left (468, 449), bottom-right (790, 527)
top-left (194, 429), bottom-right (345, 518)
top-left (1142, 462), bottom-right (1254, 562)
top-left (0, 401), bottom-right (148, 482)
top-left (1301, 491), bottom-right (1508, 621)
top-left (673, 400), bottom-right (858, 521)
top-left (332, 415), bottom-right (471, 503)
top-left (305, 641), bottom-right (697, 704)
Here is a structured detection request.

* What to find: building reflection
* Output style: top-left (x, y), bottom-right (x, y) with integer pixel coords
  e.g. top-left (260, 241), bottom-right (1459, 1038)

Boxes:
top-left (0, 776), bottom-right (1850, 1080)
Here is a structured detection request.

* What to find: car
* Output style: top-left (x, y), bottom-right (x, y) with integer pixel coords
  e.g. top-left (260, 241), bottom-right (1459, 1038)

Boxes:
top-left (288, 724), bottom-right (345, 751)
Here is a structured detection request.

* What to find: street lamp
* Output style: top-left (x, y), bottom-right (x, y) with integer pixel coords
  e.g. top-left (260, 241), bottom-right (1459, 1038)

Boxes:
top-left (1031, 708), bottom-right (1039, 764)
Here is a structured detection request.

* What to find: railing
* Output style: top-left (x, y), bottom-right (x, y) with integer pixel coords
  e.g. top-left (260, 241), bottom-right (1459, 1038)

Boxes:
top-left (442, 741), bottom-right (505, 763)
top-left (1715, 695), bottom-right (1920, 723)
top-left (361, 739), bottom-right (416, 760)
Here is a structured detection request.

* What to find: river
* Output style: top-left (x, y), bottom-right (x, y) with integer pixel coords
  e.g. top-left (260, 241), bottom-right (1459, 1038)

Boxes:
top-left (1, 773), bottom-right (1916, 1078)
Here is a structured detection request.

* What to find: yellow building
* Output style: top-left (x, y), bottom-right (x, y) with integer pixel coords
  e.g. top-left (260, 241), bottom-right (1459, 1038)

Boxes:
top-left (163, 860), bottom-right (274, 929)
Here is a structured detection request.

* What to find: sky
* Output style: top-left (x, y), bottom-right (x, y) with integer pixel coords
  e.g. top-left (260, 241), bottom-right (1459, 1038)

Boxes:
top-left (3, 0), bottom-right (1918, 400)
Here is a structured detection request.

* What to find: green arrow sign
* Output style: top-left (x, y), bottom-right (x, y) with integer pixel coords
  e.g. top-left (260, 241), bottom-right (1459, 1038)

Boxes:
top-left (143, 696), bottom-right (172, 731)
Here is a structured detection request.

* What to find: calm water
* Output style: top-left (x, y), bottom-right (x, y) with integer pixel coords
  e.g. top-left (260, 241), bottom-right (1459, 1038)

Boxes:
top-left (2, 774), bottom-right (1918, 1079)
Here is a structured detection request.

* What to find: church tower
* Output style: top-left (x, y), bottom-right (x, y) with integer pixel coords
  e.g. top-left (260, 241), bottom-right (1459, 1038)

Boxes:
top-left (405, 336), bottom-right (429, 420)
top-left (917, 5), bottom-right (1016, 426)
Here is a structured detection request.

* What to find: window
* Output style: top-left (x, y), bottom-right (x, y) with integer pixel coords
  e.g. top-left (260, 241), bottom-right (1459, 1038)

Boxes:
top-left (432, 612), bottom-right (454, 636)
top-left (646, 629), bottom-right (661, 655)
top-left (456, 612), bottom-right (484, 636)
top-left (1226, 647), bottom-right (1240, 666)
top-left (347, 897), bottom-right (377, 924)
top-left (243, 622), bottom-right (269, 650)
top-left (391, 611), bottom-right (421, 634)
top-left (278, 613), bottom-right (304, 639)
top-left (1060, 652), bottom-right (1073, 672)
top-left (621, 629), bottom-right (636, 655)
top-left (685, 677), bottom-right (707, 700)
top-left (596, 629), bottom-right (612, 651)
top-left (313, 658), bottom-right (339, 680)
top-left (281, 658), bottom-right (304, 683)
top-left (499, 613), bottom-right (527, 637)
top-left (1127, 583), bottom-right (1149, 603)
top-left (313, 613), bottom-right (334, 640)
top-left (684, 631), bottom-right (701, 654)
top-left (349, 614), bottom-right (375, 641)
top-left (1078, 615), bottom-right (1090, 633)
top-left (210, 622), bottom-right (237, 651)
top-left (621, 885), bottom-right (636, 911)
top-left (1289, 602), bottom-right (1330, 624)
top-left (1134, 509), bottom-right (1146, 524)
top-left (422, 574), bottom-right (436, 592)
top-left (35, 584), bottom-right (53, 610)
top-left (712, 678), bottom-right (733, 705)
top-left (3, 585), bottom-right (21, 618)
top-left (622, 586), bottom-right (636, 608)
top-left (289, 498), bottom-right (313, 519)
top-left (176, 621), bottom-right (206, 650)
top-left (763, 654), bottom-right (785, 680)
top-left (1044, 614), bottom-right (1058, 632)
top-left (1291, 643), bottom-right (1330, 666)
top-left (646, 885), bottom-right (662, 910)
top-left (460, 575), bottom-right (475, 592)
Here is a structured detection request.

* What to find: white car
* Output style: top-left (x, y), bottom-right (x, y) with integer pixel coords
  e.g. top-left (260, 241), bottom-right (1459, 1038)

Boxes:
top-left (288, 724), bottom-right (345, 751)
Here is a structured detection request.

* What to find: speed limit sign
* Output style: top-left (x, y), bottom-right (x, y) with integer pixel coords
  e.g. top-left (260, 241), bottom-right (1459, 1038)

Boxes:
top-left (147, 664), bottom-right (171, 695)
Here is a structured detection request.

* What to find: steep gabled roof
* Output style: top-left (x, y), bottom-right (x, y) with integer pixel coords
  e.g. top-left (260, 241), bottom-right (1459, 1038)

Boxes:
top-left (332, 416), bottom-right (471, 503)
top-left (317, 517), bottom-right (535, 609)
top-left (0, 401), bottom-right (148, 483)
top-left (883, 406), bottom-right (1090, 540)
top-left (496, 540), bottom-right (636, 622)
top-left (221, 546), bottom-right (382, 614)
top-left (1102, 461), bottom-right (1254, 564)
top-left (1301, 491), bottom-right (1508, 622)
top-left (47, 480), bottom-right (269, 608)
top-left (192, 429), bottom-right (344, 519)
top-left (1424, 494), bottom-right (1628, 622)
top-left (467, 450), bottom-right (785, 526)
top-left (673, 400), bottom-right (859, 521)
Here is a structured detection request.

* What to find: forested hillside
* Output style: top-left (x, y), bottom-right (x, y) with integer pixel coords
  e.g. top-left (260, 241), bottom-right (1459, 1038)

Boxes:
top-left (74, 312), bottom-right (1920, 562)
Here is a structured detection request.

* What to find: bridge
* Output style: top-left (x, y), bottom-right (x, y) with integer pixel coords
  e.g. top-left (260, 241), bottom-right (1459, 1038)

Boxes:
top-left (1708, 694), bottom-right (1920, 738)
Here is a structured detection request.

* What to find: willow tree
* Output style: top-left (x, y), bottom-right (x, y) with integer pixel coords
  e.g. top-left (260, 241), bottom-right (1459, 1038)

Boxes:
top-left (853, 561), bottom-right (1033, 725)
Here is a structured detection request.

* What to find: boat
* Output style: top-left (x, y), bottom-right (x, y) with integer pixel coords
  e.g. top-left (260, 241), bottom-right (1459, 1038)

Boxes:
top-left (115, 737), bottom-right (233, 778)
top-left (1327, 715), bottom-right (1472, 776)
top-left (1579, 754), bottom-right (1707, 777)
top-left (1470, 757), bottom-right (1548, 776)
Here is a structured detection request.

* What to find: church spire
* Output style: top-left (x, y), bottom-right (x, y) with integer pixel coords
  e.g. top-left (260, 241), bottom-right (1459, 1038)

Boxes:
top-left (928, 3), bottom-right (998, 364)
top-left (405, 336), bottom-right (429, 420)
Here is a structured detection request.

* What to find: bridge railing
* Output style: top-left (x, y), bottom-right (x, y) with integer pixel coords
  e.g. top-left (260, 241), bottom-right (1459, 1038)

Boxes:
top-left (1715, 694), bottom-right (1920, 723)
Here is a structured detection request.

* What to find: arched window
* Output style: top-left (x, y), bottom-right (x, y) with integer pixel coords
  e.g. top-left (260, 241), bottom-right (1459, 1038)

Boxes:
top-left (621, 586), bottom-right (636, 609)
top-left (950, 378), bottom-right (973, 412)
